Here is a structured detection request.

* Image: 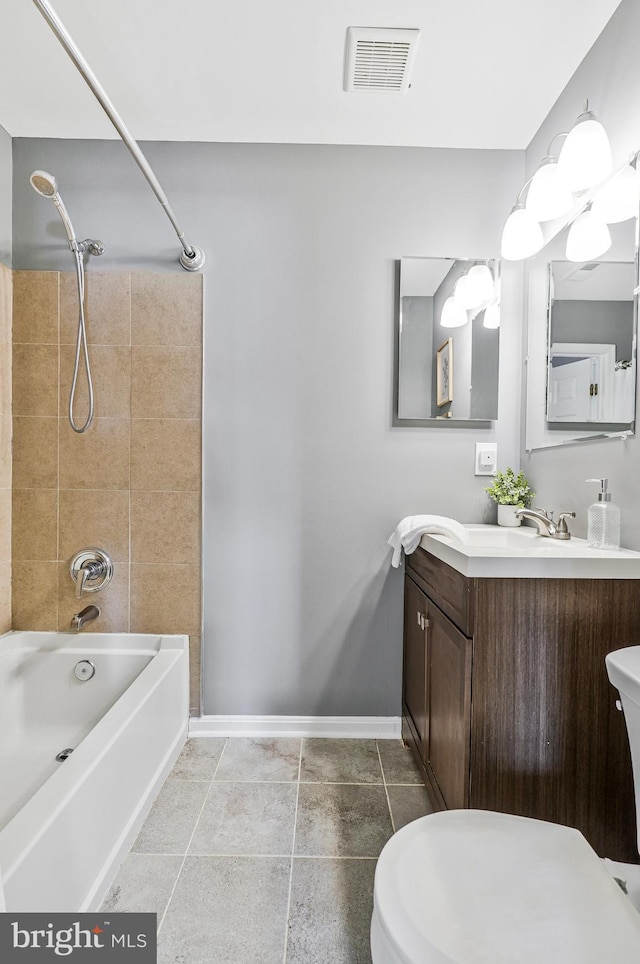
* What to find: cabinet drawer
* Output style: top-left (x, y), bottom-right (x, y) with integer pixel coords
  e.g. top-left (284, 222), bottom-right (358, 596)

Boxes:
top-left (406, 547), bottom-right (474, 635)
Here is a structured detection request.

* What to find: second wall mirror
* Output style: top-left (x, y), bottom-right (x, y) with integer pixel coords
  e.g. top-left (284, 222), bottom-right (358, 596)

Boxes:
top-left (525, 208), bottom-right (638, 450)
top-left (547, 258), bottom-right (636, 424)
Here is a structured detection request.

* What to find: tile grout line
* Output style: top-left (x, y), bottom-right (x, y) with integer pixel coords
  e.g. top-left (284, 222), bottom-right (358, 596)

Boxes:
top-left (376, 741), bottom-right (396, 835)
top-left (156, 737), bottom-right (228, 935)
top-left (281, 738), bottom-right (303, 964)
top-left (167, 778), bottom-right (390, 786)
top-left (153, 851), bottom-right (378, 860)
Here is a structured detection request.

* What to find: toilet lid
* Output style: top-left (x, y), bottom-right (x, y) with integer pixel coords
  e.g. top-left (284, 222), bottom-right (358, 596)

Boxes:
top-left (373, 810), bottom-right (640, 964)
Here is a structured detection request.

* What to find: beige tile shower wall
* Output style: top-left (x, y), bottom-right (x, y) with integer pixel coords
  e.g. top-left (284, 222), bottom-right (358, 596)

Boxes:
top-left (0, 262), bottom-right (11, 632)
top-left (11, 270), bottom-right (203, 713)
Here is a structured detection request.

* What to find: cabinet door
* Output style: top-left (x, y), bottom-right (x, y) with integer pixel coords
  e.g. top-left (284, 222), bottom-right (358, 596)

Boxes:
top-left (427, 605), bottom-right (472, 809)
top-left (403, 576), bottom-right (428, 760)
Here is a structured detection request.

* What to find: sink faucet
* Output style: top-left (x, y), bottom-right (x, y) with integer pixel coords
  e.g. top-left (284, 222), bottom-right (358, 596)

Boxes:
top-left (70, 605), bottom-right (100, 632)
top-left (514, 508), bottom-right (576, 540)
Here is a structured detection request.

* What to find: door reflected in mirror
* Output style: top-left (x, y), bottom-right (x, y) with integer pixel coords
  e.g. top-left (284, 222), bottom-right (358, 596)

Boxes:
top-left (547, 257), bottom-right (636, 425)
top-left (397, 257), bottom-right (500, 422)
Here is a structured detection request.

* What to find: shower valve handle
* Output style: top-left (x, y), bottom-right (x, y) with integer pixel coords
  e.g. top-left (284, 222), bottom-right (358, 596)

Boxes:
top-left (70, 548), bottom-right (114, 598)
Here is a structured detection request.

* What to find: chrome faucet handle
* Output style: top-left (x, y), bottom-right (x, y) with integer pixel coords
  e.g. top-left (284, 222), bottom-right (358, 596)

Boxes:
top-left (534, 507), bottom-right (554, 520)
top-left (76, 565), bottom-right (90, 599)
top-left (557, 511), bottom-right (576, 530)
top-left (556, 511), bottom-right (576, 539)
top-left (70, 548), bottom-right (114, 598)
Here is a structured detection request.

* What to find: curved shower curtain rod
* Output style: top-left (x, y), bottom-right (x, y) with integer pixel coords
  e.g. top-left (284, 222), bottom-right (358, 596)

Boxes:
top-left (31, 0), bottom-right (205, 272)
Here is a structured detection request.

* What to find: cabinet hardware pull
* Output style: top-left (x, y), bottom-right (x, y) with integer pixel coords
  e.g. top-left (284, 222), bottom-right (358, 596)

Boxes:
top-left (417, 611), bottom-right (421, 626)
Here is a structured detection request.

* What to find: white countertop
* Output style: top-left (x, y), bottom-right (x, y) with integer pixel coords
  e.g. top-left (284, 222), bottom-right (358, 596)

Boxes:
top-left (418, 524), bottom-right (640, 579)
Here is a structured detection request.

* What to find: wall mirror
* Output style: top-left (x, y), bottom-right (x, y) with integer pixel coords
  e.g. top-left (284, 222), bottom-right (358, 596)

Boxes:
top-left (395, 257), bottom-right (500, 425)
top-left (525, 192), bottom-right (639, 450)
top-left (547, 258), bottom-right (636, 424)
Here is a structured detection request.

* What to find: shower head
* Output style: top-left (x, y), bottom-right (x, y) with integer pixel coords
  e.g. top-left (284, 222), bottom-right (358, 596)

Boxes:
top-left (30, 170), bottom-right (58, 197)
top-left (30, 168), bottom-right (77, 248)
top-left (29, 169), bottom-right (104, 259)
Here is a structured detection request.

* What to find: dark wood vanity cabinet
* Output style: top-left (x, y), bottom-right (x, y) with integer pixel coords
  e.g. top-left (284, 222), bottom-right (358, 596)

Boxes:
top-left (403, 545), bottom-right (640, 862)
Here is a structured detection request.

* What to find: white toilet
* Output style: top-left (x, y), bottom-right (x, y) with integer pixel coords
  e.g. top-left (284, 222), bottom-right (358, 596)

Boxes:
top-left (371, 646), bottom-right (640, 963)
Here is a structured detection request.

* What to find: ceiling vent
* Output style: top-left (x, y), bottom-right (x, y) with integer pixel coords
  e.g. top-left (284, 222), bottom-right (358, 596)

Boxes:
top-left (344, 27), bottom-right (420, 94)
top-left (566, 262), bottom-right (601, 281)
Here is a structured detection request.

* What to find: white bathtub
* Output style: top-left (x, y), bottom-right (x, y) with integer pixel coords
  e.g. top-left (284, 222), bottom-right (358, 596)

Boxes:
top-left (0, 631), bottom-right (188, 911)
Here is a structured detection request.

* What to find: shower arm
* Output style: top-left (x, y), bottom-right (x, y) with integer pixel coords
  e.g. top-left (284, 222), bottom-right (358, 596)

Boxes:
top-left (31, 0), bottom-right (205, 272)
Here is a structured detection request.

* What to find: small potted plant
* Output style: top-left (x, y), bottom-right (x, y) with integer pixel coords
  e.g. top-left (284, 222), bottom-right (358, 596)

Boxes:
top-left (484, 468), bottom-right (534, 527)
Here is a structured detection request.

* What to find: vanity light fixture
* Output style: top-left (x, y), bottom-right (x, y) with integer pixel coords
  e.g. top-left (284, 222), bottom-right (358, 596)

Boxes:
top-left (591, 158), bottom-right (639, 224)
top-left (525, 137), bottom-right (573, 223)
top-left (454, 264), bottom-right (494, 310)
top-left (440, 296), bottom-right (468, 328)
top-left (565, 204), bottom-right (611, 262)
top-left (501, 100), bottom-right (616, 261)
top-left (557, 102), bottom-right (612, 194)
top-left (453, 273), bottom-right (475, 309)
top-left (466, 264), bottom-right (495, 306)
top-left (501, 184), bottom-right (545, 261)
top-left (483, 300), bottom-right (500, 329)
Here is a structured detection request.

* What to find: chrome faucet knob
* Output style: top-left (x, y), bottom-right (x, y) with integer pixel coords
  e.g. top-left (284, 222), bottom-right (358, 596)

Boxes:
top-left (557, 511), bottom-right (576, 531)
top-left (554, 511), bottom-right (576, 540)
top-left (70, 548), bottom-right (114, 598)
top-left (535, 507), bottom-right (554, 521)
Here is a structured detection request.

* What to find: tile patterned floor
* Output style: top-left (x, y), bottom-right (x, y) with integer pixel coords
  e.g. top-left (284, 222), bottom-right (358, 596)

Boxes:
top-left (102, 737), bottom-right (433, 963)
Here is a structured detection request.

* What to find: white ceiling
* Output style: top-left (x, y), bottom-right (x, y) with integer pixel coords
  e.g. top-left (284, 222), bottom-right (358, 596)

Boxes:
top-left (0, 0), bottom-right (622, 148)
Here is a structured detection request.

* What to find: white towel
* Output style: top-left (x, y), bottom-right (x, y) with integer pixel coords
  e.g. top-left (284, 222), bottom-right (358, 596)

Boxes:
top-left (388, 515), bottom-right (469, 568)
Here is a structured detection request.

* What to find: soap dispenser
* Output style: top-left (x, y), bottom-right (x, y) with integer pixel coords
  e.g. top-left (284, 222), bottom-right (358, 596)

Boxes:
top-left (586, 478), bottom-right (620, 549)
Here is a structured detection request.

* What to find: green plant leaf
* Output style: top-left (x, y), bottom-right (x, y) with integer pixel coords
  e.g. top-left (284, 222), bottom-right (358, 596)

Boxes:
top-left (484, 467), bottom-right (534, 507)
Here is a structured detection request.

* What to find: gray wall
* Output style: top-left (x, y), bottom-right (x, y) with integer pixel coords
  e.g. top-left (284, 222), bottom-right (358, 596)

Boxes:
top-left (0, 125), bottom-right (11, 265)
top-left (523, 0), bottom-right (640, 548)
top-left (12, 138), bottom-right (523, 716)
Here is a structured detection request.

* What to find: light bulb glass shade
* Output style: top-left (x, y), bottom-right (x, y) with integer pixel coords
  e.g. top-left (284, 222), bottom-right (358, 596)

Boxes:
top-left (565, 208), bottom-right (612, 262)
top-left (591, 163), bottom-right (639, 223)
top-left (453, 274), bottom-right (474, 308)
top-left (466, 264), bottom-right (495, 305)
top-left (440, 296), bottom-right (468, 328)
top-left (453, 265), bottom-right (494, 310)
top-left (525, 159), bottom-right (574, 221)
top-left (483, 301), bottom-right (500, 329)
top-left (557, 112), bottom-right (612, 193)
top-left (501, 205), bottom-right (544, 260)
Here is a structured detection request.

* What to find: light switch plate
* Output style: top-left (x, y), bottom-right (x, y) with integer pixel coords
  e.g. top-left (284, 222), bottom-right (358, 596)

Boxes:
top-left (474, 442), bottom-right (497, 476)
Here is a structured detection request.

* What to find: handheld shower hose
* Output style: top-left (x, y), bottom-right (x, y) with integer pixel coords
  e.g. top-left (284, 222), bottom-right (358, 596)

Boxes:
top-left (30, 170), bottom-right (103, 434)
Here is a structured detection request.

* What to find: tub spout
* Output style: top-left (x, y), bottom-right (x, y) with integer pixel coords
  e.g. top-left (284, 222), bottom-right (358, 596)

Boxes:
top-left (70, 605), bottom-right (100, 631)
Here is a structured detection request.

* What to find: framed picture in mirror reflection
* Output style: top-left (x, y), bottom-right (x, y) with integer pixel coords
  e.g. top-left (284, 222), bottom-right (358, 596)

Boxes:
top-left (436, 338), bottom-right (453, 407)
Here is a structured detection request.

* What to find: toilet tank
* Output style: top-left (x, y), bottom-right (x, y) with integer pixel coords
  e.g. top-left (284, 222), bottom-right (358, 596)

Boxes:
top-left (606, 646), bottom-right (640, 855)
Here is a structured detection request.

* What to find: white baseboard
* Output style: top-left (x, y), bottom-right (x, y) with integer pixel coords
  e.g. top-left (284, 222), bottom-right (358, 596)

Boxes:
top-left (188, 715), bottom-right (402, 739)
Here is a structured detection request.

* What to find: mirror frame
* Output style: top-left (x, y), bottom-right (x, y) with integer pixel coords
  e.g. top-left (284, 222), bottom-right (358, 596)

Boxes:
top-left (393, 257), bottom-right (500, 428)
